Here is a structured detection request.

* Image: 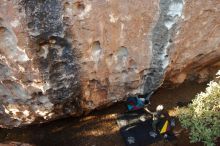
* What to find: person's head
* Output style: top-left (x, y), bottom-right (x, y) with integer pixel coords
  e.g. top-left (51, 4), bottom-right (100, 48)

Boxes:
top-left (156, 104), bottom-right (164, 112)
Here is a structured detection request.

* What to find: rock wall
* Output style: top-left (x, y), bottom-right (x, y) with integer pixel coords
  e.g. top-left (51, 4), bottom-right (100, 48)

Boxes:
top-left (165, 0), bottom-right (220, 84)
top-left (0, 0), bottom-right (219, 127)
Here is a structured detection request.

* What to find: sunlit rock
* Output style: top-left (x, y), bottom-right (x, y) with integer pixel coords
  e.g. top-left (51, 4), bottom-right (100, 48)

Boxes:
top-left (0, 0), bottom-right (219, 127)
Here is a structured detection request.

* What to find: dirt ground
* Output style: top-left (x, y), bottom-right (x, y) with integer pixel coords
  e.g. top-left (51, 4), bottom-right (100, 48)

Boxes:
top-left (0, 81), bottom-right (212, 146)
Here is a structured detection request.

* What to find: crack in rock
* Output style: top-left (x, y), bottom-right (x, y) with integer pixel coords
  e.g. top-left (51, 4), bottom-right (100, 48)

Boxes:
top-left (143, 0), bottom-right (184, 96)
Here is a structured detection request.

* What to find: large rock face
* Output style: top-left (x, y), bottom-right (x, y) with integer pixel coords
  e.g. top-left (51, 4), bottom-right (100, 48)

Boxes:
top-left (0, 0), bottom-right (219, 128)
top-left (165, 0), bottom-right (220, 84)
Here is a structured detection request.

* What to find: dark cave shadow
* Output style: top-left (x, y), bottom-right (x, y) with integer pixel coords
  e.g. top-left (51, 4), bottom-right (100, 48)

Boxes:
top-left (0, 115), bottom-right (124, 146)
top-left (0, 81), bottom-right (208, 146)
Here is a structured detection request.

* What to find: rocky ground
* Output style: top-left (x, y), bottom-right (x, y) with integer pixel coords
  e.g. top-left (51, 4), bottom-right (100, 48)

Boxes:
top-left (0, 81), bottom-right (216, 146)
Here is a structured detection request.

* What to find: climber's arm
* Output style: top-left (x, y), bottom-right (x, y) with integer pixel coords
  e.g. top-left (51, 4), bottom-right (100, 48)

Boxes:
top-left (144, 106), bottom-right (154, 115)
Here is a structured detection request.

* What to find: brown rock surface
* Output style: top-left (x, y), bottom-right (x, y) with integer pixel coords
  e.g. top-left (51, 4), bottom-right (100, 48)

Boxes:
top-left (0, 0), bottom-right (219, 127)
top-left (0, 142), bottom-right (34, 146)
top-left (66, 0), bottom-right (159, 109)
top-left (165, 0), bottom-right (220, 83)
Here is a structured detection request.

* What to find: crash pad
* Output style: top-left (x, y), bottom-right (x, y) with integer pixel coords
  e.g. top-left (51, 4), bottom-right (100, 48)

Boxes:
top-left (117, 110), bottom-right (176, 146)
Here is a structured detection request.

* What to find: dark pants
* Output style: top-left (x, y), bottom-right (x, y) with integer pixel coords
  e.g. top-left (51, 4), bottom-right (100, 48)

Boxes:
top-left (152, 119), bottom-right (159, 131)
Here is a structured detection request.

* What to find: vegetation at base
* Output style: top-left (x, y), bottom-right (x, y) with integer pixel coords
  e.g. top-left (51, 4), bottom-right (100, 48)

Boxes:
top-left (177, 70), bottom-right (220, 146)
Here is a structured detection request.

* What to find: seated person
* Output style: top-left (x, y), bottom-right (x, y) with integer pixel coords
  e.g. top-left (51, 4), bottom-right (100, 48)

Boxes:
top-left (144, 105), bottom-right (165, 132)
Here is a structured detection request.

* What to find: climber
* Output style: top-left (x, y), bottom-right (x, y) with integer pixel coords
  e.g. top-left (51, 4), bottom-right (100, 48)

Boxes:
top-left (126, 91), bottom-right (154, 111)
